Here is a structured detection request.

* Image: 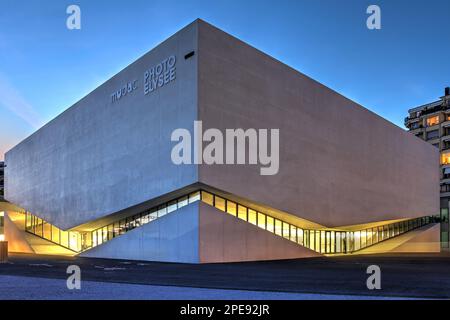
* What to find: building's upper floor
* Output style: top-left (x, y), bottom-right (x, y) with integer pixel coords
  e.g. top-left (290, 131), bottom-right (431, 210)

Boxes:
top-left (405, 87), bottom-right (450, 131)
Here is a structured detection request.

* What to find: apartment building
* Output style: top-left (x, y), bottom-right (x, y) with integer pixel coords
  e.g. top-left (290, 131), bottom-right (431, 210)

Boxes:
top-left (405, 87), bottom-right (450, 249)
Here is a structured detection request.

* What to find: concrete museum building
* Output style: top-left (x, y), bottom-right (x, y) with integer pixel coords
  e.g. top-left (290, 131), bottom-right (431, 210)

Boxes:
top-left (1, 20), bottom-right (441, 263)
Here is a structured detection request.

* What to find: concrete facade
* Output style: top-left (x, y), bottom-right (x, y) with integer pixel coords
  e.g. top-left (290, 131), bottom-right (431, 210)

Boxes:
top-left (198, 202), bottom-right (320, 263)
top-left (197, 21), bottom-right (439, 227)
top-left (3, 20), bottom-right (440, 262)
top-left (5, 23), bottom-right (199, 230)
top-left (79, 203), bottom-right (200, 263)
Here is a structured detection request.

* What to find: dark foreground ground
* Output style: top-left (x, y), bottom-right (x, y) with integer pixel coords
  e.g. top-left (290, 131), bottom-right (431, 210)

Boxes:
top-left (1, 253), bottom-right (449, 299)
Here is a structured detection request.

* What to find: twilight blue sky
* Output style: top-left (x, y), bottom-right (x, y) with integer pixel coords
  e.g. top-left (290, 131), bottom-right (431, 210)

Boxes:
top-left (0, 0), bottom-right (449, 159)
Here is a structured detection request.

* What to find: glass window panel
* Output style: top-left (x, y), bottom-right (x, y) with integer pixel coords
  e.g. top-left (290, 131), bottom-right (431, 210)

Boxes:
top-left (52, 226), bottom-right (60, 244)
top-left (140, 214), bottom-right (148, 225)
top-left (309, 231), bottom-right (315, 251)
top-left (290, 225), bottom-right (297, 242)
top-left (238, 206), bottom-right (247, 221)
top-left (201, 191), bottom-right (213, 205)
top-left (92, 231), bottom-right (98, 247)
top-left (354, 231), bottom-right (361, 251)
top-left (426, 115), bottom-right (439, 126)
top-left (61, 230), bottom-right (69, 248)
top-left (82, 232), bottom-right (92, 250)
top-left (316, 231), bottom-right (321, 253)
top-left (113, 222), bottom-right (120, 237)
top-left (336, 232), bottom-right (341, 253)
top-left (149, 210), bottom-right (158, 222)
top-left (43, 221), bottom-right (51, 240)
top-left (102, 226), bottom-right (108, 241)
top-left (25, 213), bottom-right (32, 230)
top-left (69, 232), bottom-right (80, 251)
top-left (321, 231), bottom-right (326, 253)
top-left (215, 197), bottom-right (226, 212)
top-left (168, 200), bottom-right (177, 213)
top-left (107, 224), bottom-right (114, 240)
top-left (257, 213), bottom-right (266, 229)
top-left (297, 228), bottom-right (304, 246)
top-left (274, 219), bottom-right (282, 236)
top-left (227, 201), bottom-right (237, 216)
top-left (189, 191), bottom-right (201, 203)
top-left (36, 218), bottom-right (43, 237)
top-left (282, 222), bottom-right (290, 239)
top-left (248, 209), bottom-right (257, 225)
top-left (97, 229), bottom-right (103, 245)
top-left (178, 196), bottom-right (188, 208)
top-left (158, 205), bottom-right (167, 218)
top-left (347, 232), bottom-right (353, 252)
top-left (266, 216), bottom-right (274, 233)
top-left (330, 231), bottom-right (335, 253)
top-left (361, 230), bottom-right (367, 248)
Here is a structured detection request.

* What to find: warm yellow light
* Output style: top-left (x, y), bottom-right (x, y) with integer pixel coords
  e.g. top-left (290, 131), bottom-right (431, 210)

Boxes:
top-left (442, 153), bottom-right (450, 165)
top-left (0, 235), bottom-right (4, 241)
top-left (0, 211), bottom-right (4, 217)
top-left (426, 115), bottom-right (439, 126)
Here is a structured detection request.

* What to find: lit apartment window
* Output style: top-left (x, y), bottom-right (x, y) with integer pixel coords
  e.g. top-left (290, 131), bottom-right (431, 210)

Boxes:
top-left (426, 115), bottom-right (439, 127)
top-left (441, 152), bottom-right (450, 165)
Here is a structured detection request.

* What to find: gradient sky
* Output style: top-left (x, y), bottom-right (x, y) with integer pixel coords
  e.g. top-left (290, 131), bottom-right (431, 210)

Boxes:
top-left (0, 0), bottom-right (449, 160)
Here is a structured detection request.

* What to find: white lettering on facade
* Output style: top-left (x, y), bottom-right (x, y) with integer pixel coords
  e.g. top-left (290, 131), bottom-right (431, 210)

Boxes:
top-left (111, 80), bottom-right (138, 103)
top-left (144, 55), bottom-right (176, 95)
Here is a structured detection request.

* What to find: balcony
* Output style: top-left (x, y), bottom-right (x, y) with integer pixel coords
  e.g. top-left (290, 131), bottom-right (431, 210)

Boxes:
top-left (441, 184), bottom-right (450, 193)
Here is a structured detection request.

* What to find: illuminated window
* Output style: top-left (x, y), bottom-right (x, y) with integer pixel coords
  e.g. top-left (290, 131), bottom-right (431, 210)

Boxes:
top-left (61, 230), bottom-right (69, 247)
top-left (266, 216), bottom-right (274, 233)
top-left (290, 225), bottom-right (297, 242)
top-left (309, 231), bottom-right (315, 251)
top-left (330, 231), bottom-right (335, 253)
top-left (227, 201), bottom-right (237, 216)
top-left (215, 196), bottom-right (225, 212)
top-left (426, 115), bottom-right (439, 126)
top-left (325, 231), bottom-right (331, 253)
top-left (107, 224), bottom-right (114, 240)
top-left (257, 213), bottom-right (265, 229)
top-left (297, 228), bottom-right (304, 246)
top-left (336, 232), bottom-right (341, 253)
top-left (354, 231), bottom-right (361, 250)
top-left (321, 231), bottom-right (326, 253)
top-left (274, 219), bottom-right (282, 236)
top-left (361, 230), bottom-right (366, 248)
top-left (316, 232), bottom-right (321, 252)
top-left (248, 209), bottom-right (257, 225)
top-left (201, 191), bottom-right (213, 206)
top-left (442, 152), bottom-right (450, 165)
top-left (52, 226), bottom-right (60, 243)
top-left (282, 222), bottom-right (290, 239)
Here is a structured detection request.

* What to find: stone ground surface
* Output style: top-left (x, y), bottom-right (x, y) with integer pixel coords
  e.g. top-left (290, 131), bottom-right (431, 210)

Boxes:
top-left (0, 275), bottom-right (411, 300)
top-left (0, 253), bottom-right (449, 299)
